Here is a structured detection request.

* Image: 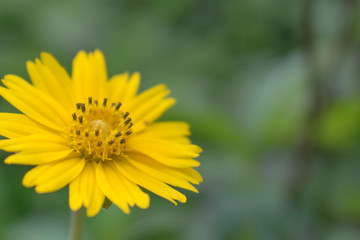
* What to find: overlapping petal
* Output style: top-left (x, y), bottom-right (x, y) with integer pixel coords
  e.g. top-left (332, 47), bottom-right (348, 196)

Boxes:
top-left (0, 75), bottom-right (69, 130)
top-left (127, 85), bottom-right (176, 132)
top-left (4, 149), bottom-right (75, 165)
top-left (0, 113), bottom-right (50, 138)
top-left (96, 161), bottom-right (150, 213)
top-left (127, 136), bottom-right (201, 168)
top-left (0, 133), bottom-right (69, 152)
top-left (108, 72), bottom-right (129, 101)
top-left (108, 72), bottom-right (140, 111)
top-left (69, 162), bottom-right (105, 217)
top-left (27, 54), bottom-right (73, 111)
top-left (114, 159), bottom-right (187, 205)
top-left (72, 50), bottom-right (108, 102)
top-left (22, 157), bottom-right (85, 194)
top-left (138, 121), bottom-right (191, 143)
top-left (127, 152), bottom-right (200, 193)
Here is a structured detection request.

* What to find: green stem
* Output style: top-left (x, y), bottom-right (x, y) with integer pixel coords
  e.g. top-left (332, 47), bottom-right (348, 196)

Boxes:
top-left (69, 208), bottom-right (85, 240)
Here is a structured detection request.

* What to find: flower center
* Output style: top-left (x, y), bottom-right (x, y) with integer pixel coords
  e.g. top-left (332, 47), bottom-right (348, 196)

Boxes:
top-left (67, 97), bottom-right (133, 162)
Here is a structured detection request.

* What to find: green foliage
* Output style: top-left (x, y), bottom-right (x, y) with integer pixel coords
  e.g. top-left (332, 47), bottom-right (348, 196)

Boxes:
top-left (316, 99), bottom-right (360, 151)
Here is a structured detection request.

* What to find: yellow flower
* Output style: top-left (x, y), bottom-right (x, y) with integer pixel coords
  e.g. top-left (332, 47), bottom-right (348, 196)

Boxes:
top-left (0, 50), bottom-right (202, 217)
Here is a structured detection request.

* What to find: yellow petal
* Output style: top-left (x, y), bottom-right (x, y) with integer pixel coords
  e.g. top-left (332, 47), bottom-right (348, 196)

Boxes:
top-left (141, 98), bottom-right (176, 124)
top-left (26, 57), bottom-right (72, 110)
top-left (114, 159), bottom-right (187, 204)
top-left (72, 51), bottom-right (88, 101)
top-left (69, 162), bottom-right (105, 217)
top-left (129, 150), bottom-right (200, 168)
top-left (129, 88), bottom-right (170, 123)
top-left (132, 98), bottom-right (176, 132)
top-left (108, 72), bottom-right (129, 102)
top-left (0, 142), bottom-right (68, 152)
top-left (40, 52), bottom-right (72, 93)
top-left (167, 137), bottom-right (192, 144)
top-left (0, 87), bottom-right (62, 131)
top-left (72, 50), bottom-right (108, 102)
top-left (177, 167), bottom-right (203, 184)
top-left (95, 161), bottom-right (131, 214)
top-left (0, 113), bottom-right (50, 138)
top-left (119, 172), bottom-right (150, 209)
top-left (27, 58), bottom-right (73, 111)
top-left (23, 157), bottom-right (85, 193)
top-left (3, 74), bottom-right (69, 122)
top-left (99, 161), bottom-right (150, 210)
top-left (122, 72), bottom-right (140, 102)
top-left (127, 84), bottom-right (167, 111)
top-left (140, 121), bottom-right (191, 138)
top-left (1, 75), bottom-right (69, 130)
top-left (129, 136), bottom-right (202, 158)
top-left (91, 50), bottom-right (108, 100)
top-left (4, 149), bottom-right (74, 165)
top-left (128, 152), bottom-right (199, 193)
top-left (135, 121), bottom-right (192, 144)
top-left (22, 163), bottom-right (53, 188)
top-left (69, 175), bottom-right (83, 211)
top-left (97, 161), bottom-right (150, 213)
top-left (0, 133), bottom-right (68, 152)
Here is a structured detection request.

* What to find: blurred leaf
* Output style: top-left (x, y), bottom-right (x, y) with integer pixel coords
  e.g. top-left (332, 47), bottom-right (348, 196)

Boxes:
top-left (315, 98), bottom-right (360, 151)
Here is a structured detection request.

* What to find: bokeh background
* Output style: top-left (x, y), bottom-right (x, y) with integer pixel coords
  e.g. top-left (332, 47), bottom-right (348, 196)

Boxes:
top-left (1, 0), bottom-right (360, 239)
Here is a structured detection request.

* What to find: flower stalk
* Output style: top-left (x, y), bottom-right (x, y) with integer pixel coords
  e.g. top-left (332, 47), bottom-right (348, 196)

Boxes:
top-left (69, 208), bottom-right (85, 240)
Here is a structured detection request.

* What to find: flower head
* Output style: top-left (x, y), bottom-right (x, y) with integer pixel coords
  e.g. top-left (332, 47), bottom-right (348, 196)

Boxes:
top-left (0, 50), bottom-right (202, 217)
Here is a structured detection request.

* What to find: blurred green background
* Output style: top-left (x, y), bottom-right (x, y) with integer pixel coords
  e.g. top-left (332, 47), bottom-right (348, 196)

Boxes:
top-left (1, 0), bottom-right (360, 239)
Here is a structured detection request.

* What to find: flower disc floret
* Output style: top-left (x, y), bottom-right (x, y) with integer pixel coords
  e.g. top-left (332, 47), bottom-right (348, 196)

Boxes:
top-left (67, 97), bottom-right (133, 162)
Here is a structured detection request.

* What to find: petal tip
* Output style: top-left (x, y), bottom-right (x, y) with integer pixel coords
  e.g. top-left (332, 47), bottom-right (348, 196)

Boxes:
top-left (94, 49), bottom-right (104, 56)
top-left (40, 52), bottom-right (54, 61)
top-left (3, 156), bottom-right (13, 165)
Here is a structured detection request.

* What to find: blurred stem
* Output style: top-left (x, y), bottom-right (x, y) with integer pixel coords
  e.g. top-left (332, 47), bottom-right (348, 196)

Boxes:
top-left (69, 208), bottom-right (85, 240)
top-left (289, 0), bottom-right (320, 204)
top-left (290, 0), bottom-right (357, 206)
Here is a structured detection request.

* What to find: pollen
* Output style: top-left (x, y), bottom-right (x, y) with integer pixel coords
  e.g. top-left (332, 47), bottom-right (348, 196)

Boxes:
top-left (67, 98), bottom-right (133, 162)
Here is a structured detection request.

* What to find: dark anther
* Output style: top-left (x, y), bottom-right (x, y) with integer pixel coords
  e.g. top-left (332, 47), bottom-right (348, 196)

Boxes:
top-left (108, 140), bottom-right (115, 145)
top-left (123, 112), bottom-right (129, 119)
top-left (120, 138), bottom-right (126, 144)
top-left (124, 118), bottom-right (131, 125)
top-left (111, 102), bottom-right (116, 107)
top-left (97, 141), bottom-right (102, 146)
top-left (85, 132), bottom-right (89, 137)
top-left (125, 130), bottom-right (132, 136)
top-left (128, 122), bottom-right (133, 128)
top-left (76, 103), bottom-right (82, 110)
top-left (72, 113), bottom-right (77, 120)
top-left (103, 98), bottom-right (108, 107)
top-left (94, 100), bottom-right (98, 105)
top-left (115, 102), bottom-right (122, 110)
top-left (115, 132), bottom-right (122, 137)
top-left (95, 129), bottom-right (100, 136)
top-left (78, 116), bottom-right (83, 124)
top-left (81, 104), bottom-right (86, 113)
top-left (88, 97), bottom-right (93, 104)
top-left (76, 129), bottom-right (81, 135)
